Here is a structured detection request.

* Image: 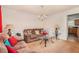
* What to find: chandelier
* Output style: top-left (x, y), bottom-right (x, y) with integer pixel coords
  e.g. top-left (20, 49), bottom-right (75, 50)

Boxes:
top-left (38, 5), bottom-right (47, 21)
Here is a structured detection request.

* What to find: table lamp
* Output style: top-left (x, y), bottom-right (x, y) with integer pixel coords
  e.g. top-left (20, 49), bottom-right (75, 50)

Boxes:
top-left (4, 24), bottom-right (14, 37)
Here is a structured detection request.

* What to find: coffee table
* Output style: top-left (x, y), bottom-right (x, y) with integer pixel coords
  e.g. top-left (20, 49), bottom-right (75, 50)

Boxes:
top-left (40, 36), bottom-right (54, 47)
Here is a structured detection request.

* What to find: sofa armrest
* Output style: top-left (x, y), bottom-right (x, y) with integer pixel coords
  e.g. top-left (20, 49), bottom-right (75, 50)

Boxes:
top-left (17, 39), bottom-right (25, 42)
top-left (13, 40), bottom-right (27, 50)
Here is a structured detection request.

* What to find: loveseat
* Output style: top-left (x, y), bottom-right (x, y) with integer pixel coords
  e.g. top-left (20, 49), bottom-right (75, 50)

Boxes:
top-left (0, 33), bottom-right (28, 53)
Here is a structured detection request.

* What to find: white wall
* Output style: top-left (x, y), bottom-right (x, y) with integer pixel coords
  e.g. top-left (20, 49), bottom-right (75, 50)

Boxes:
top-left (43, 7), bottom-right (79, 40)
top-left (2, 6), bottom-right (79, 40)
top-left (2, 7), bottom-right (43, 37)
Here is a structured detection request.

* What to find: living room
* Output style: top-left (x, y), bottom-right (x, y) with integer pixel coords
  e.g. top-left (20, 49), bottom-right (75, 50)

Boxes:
top-left (0, 5), bottom-right (79, 53)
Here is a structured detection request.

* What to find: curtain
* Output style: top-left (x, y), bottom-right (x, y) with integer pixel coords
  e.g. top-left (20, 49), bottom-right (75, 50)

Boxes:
top-left (0, 6), bottom-right (2, 33)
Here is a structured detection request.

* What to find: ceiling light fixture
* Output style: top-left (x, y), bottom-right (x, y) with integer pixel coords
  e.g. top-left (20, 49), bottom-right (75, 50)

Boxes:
top-left (38, 5), bottom-right (47, 21)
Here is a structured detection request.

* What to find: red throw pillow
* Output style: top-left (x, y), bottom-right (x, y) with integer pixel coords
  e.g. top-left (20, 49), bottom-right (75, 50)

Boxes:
top-left (8, 36), bottom-right (18, 46)
top-left (41, 32), bottom-right (48, 35)
top-left (6, 46), bottom-right (17, 53)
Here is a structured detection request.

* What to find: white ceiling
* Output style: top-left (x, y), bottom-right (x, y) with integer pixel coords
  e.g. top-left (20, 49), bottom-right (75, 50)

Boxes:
top-left (3, 5), bottom-right (79, 15)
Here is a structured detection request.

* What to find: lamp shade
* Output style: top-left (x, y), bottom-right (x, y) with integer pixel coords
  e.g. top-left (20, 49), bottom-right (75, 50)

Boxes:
top-left (4, 24), bottom-right (14, 30)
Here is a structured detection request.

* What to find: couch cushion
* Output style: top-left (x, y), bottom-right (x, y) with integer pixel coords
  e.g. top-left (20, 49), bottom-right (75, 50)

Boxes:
top-left (8, 36), bottom-right (18, 46)
top-left (6, 45), bottom-right (17, 53)
top-left (14, 41), bottom-right (27, 50)
top-left (15, 36), bottom-right (23, 41)
top-left (0, 43), bottom-right (8, 53)
top-left (30, 35), bottom-right (37, 39)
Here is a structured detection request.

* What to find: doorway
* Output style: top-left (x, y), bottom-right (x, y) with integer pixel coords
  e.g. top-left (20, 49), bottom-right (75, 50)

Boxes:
top-left (67, 13), bottom-right (79, 41)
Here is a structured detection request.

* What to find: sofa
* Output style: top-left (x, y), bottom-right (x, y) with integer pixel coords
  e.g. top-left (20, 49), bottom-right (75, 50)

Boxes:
top-left (23, 28), bottom-right (43, 43)
top-left (0, 33), bottom-right (28, 53)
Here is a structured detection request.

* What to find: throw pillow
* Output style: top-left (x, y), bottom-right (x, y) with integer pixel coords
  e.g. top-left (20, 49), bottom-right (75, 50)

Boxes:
top-left (4, 39), bottom-right (12, 47)
top-left (35, 30), bottom-right (40, 35)
top-left (0, 43), bottom-right (8, 53)
top-left (6, 45), bottom-right (17, 53)
top-left (8, 36), bottom-right (18, 46)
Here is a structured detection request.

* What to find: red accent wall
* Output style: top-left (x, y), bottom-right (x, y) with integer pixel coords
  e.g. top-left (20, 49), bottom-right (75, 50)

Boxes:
top-left (0, 6), bottom-right (2, 33)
